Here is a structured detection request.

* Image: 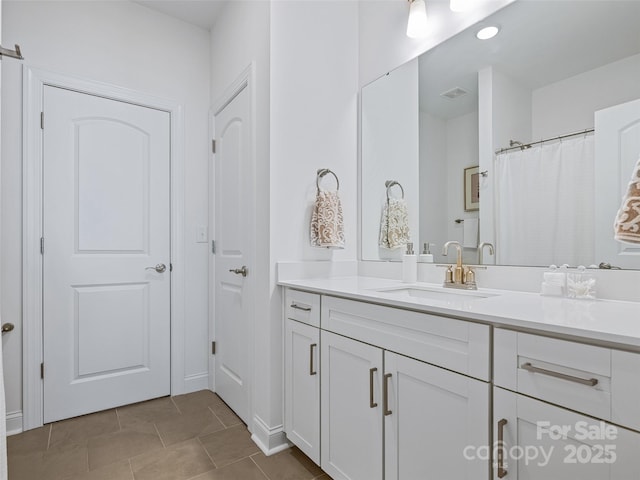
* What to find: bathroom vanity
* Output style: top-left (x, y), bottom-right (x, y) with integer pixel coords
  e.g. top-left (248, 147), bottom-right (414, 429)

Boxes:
top-left (280, 277), bottom-right (640, 480)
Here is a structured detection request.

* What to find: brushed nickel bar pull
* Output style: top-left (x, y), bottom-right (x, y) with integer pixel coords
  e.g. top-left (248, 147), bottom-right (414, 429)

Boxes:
top-left (369, 368), bottom-right (378, 408)
top-left (497, 418), bottom-right (508, 478)
top-left (290, 303), bottom-right (311, 312)
top-left (309, 343), bottom-right (317, 376)
top-left (0, 44), bottom-right (23, 60)
top-left (383, 373), bottom-right (392, 416)
top-left (520, 362), bottom-right (598, 387)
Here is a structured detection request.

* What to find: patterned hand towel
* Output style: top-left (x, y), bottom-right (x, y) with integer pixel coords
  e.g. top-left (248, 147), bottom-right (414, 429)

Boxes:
top-left (379, 197), bottom-right (410, 249)
top-left (310, 190), bottom-right (345, 248)
top-left (614, 155), bottom-right (640, 244)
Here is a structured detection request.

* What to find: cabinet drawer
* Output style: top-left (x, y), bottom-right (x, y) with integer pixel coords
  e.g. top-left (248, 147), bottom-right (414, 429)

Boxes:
top-left (495, 329), bottom-right (611, 421)
top-left (494, 329), bottom-right (640, 430)
top-left (321, 296), bottom-right (490, 381)
top-left (285, 289), bottom-right (320, 327)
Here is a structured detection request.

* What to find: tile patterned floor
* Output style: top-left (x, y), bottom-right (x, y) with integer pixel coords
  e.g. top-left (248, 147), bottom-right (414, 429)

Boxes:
top-left (7, 390), bottom-right (330, 480)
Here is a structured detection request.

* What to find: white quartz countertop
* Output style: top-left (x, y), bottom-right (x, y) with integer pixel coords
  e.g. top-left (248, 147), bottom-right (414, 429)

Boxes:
top-left (278, 276), bottom-right (640, 349)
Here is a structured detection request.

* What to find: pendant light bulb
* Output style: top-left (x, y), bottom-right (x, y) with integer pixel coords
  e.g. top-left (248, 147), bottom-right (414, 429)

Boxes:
top-left (407, 0), bottom-right (428, 39)
top-left (450, 0), bottom-right (470, 12)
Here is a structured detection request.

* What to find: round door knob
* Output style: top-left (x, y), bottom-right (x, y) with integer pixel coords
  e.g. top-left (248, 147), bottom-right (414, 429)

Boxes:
top-left (145, 264), bottom-right (167, 273)
top-left (1, 323), bottom-right (15, 334)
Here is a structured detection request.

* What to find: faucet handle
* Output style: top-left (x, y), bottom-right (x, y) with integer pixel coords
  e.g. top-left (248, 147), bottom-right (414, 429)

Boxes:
top-left (444, 265), bottom-right (454, 284)
top-left (464, 266), bottom-right (476, 286)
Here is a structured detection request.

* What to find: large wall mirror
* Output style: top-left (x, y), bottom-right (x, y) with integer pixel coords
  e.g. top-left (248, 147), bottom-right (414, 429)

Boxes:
top-left (361, 0), bottom-right (640, 269)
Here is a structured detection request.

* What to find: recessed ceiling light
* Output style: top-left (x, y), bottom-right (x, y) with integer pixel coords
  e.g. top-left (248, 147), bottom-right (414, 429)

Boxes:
top-left (476, 26), bottom-right (500, 40)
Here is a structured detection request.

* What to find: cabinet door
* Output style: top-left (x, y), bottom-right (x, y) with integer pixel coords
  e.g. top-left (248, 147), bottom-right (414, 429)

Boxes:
top-left (321, 331), bottom-right (383, 480)
top-left (384, 351), bottom-right (490, 480)
top-left (494, 387), bottom-right (640, 480)
top-left (284, 319), bottom-right (320, 464)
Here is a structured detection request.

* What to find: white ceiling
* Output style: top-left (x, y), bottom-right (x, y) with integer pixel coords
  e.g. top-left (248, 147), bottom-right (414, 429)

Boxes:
top-left (134, 0), bottom-right (228, 29)
top-left (418, 1), bottom-right (640, 119)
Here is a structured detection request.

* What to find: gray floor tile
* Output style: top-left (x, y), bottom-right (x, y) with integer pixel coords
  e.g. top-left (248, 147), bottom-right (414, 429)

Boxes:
top-left (199, 425), bottom-right (259, 468)
top-left (191, 457), bottom-right (268, 480)
top-left (155, 409), bottom-right (225, 446)
top-left (130, 438), bottom-right (214, 480)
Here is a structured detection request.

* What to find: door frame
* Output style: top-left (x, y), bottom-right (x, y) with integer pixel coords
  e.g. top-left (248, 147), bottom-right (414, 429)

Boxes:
top-left (208, 63), bottom-right (256, 429)
top-left (22, 66), bottom-right (186, 430)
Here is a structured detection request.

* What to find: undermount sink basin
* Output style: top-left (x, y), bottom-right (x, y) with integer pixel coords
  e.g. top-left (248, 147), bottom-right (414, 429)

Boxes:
top-left (374, 285), bottom-right (498, 302)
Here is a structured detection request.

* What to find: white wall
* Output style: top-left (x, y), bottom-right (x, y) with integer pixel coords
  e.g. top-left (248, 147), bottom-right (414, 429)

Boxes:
top-left (445, 111), bottom-right (479, 264)
top-left (271, 1), bottom-right (359, 265)
top-left (209, 0), bottom-right (274, 450)
top-left (532, 53), bottom-right (640, 140)
top-left (361, 59), bottom-right (419, 261)
top-left (419, 111), bottom-right (447, 262)
top-left (269, 0), bottom-right (358, 448)
top-left (1, 0), bottom-right (211, 426)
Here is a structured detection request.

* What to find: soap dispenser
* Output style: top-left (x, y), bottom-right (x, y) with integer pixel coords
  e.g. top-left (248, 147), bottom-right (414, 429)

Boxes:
top-left (402, 242), bottom-right (417, 283)
top-left (419, 243), bottom-right (434, 263)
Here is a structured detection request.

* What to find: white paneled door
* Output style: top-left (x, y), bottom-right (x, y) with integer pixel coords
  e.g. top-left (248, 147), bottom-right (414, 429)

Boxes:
top-left (213, 82), bottom-right (252, 424)
top-left (595, 98), bottom-right (640, 268)
top-left (42, 86), bottom-right (171, 423)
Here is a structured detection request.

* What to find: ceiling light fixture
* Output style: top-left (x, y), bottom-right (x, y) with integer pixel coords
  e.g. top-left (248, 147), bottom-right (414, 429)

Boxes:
top-left (476, 25), bottom-right (500, 40)
top-left (407, 0), bottom-right (428, 39)
top-left (450, 0), bottom-right (471, 12)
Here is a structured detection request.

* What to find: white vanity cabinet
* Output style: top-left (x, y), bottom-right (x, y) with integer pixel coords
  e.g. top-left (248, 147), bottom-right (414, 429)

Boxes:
top-left (317, 295), bottom-right (491, 480)
top-left (493, 328), bottom-right (640, 479)
top-left (493, 388), bottom-right (640, 479)
top-left (320, 330), bottom-right (384, 480)
top-left (384, 351), bottom-right (490, 480)
top-left (284, 290), bottom-right (321, 464)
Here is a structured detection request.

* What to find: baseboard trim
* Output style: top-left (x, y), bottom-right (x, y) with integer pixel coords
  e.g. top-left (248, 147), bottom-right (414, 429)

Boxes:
top-left (6, 410), bottom-right (23, 436)
top-left (183, 373), bottom-right (209, 394)
top-left (250, 414), bottom-right (290, 456)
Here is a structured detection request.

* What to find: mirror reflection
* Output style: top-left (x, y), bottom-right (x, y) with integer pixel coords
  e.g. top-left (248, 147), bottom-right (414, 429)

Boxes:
top-left (361, 0), bottom-right (640, 269)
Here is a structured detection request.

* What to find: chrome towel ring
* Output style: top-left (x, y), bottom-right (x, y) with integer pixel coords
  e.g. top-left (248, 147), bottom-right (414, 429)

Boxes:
top-left (385, 180), bottom-right (404, 200)
top-left (316, 168), bottom-right (340, 191)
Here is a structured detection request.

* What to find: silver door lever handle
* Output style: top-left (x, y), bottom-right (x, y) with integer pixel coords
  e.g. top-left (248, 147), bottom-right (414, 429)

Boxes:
top-left (146, 264), bottom-right (166, 273)
top-left (229, 266), bottom-right (248, 277)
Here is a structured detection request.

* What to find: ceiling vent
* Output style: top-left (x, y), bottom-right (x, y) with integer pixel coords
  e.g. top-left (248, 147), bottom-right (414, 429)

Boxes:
top-left (440, 87), bottom-right (468, 100)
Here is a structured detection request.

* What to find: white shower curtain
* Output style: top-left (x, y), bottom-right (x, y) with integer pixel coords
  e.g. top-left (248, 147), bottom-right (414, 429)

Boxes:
top-left (495, 135), bottom-right (595, 266)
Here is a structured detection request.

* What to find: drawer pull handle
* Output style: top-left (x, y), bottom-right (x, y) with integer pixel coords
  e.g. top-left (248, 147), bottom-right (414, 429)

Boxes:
top-left (497, 418), bottom-right (508, 478)
top-left (309, 343), bottom-right (317, 376)
top-left (383, 373), bottom-right (392, 416)
top-left (520, 362), bottom-right (598, 387)
top-left (369, 368), bottom-right (378, 408)
top-left (290, 303), bottom-right (312, 312)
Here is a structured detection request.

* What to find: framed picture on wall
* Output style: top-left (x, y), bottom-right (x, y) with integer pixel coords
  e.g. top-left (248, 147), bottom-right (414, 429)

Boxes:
top-left (464, 166), bottom-right (480, 211)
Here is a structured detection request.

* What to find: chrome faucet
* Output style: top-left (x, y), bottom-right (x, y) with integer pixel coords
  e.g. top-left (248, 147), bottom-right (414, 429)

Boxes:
top-left (442, 241), bottom-right (477, 290)
top-left (478, 242), bottom-right (495, 265)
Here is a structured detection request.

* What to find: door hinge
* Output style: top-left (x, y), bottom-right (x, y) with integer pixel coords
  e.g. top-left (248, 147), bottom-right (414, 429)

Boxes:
top-left (212, 139), bottom-right (216, 154)
top-left (40, 363), bottom-right (44, 379)
top-left (211, 341), bottom-right (216, 355)
top-left (40, 237), bottom-right (44, 254)
top-left (211, 240), bottom-right (216, 254)
top-left (170, 263), bottom-right (173, 272)
top-left (40, 112), bottom-right (44, 130)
